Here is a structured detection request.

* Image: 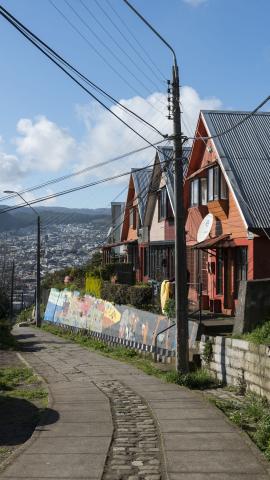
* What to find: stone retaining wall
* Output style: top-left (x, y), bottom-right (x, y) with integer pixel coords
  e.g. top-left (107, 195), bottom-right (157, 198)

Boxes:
top-left (200, 335), bottom-right (270, 400)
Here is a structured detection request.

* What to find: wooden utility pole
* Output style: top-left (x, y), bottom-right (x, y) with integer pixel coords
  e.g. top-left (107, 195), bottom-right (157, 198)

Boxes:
top-left (123, 0), bottom-right (189, 373)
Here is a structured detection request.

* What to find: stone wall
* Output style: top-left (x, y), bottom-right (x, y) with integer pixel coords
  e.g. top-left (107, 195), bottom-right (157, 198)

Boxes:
top-left (200, 335), bottom-right (270, 400)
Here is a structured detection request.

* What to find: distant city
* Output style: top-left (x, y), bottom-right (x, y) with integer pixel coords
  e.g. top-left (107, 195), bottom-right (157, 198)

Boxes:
top-left (0, 207), bottom-right (110, 308)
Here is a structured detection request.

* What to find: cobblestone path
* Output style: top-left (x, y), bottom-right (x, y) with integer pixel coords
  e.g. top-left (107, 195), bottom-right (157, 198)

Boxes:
top-left (97, 381), bottom-right (162, 480)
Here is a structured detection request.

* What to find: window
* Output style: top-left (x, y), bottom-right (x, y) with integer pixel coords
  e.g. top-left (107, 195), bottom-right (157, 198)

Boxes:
top-left (213, 166), bottom-right (220, 200)
top-left (216, 248), bottom-right (223, 295)
top-left (208, 166), bottom-right (228, 202)
top-left (129, 208), bottom-right (133, 228)
top-left (234, 247), bottom-right (248, 297)
top-left (190, 179), bottom-right (199, 207)
top-left (133, 207), bottom-right (137, 229)
top-left (200, 178), bottom-right (207, 205)
top-left (143, 248), bottom-right (148, 276)
top-left (220, 173), bottom-right (228, 200)
top-left (158, 187), bottom-right (167, 221)
top-left (208, 168), bottom-right (214, 201)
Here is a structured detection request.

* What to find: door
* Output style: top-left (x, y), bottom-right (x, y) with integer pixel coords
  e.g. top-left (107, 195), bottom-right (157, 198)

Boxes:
top-left (223, 249), bottom-right (233, 309)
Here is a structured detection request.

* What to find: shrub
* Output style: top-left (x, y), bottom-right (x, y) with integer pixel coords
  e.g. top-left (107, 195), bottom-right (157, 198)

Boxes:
top-left (85, 275), bottom-right (102, 297)
top-left (127, 284), bottom-right (152, 308)
top-left (243, 320), bottom-right (270, 345)
top-left (202, 339), bottom-right (213, 365)
top-left (100, 282), bottom-right (153, 308)
top-left (165, 368), bottom-right (219, 390)
top-left (163, 298), bottom-right (175, 318)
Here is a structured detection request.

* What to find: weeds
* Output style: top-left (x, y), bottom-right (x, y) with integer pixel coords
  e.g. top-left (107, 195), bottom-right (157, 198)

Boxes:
top-left (214, 393), bottom-right (270, 460)
top-left (243, 321), bottom-right (270, 345)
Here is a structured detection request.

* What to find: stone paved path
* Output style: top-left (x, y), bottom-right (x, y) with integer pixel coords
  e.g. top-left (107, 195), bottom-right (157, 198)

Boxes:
top-left (2, 326), bottom-right (270, 480)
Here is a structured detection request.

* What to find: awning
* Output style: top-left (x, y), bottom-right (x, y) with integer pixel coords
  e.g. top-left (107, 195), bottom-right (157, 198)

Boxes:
top-left (102, 240), bottom-right (137, 249)
top-left (193, 234), bottom-right (230, 249)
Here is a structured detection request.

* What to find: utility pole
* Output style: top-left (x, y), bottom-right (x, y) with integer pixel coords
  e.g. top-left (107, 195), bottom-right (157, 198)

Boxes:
top-left (3, 190), bottom-right (42, 328)
top-left (123, 0), bottom-right (189, 373)
top-left (172, 65), bottom-right (189, 373)
top-left (10, 260), bottom-right (15, 322)
top-left (36, 215), bottom-right (41, 327)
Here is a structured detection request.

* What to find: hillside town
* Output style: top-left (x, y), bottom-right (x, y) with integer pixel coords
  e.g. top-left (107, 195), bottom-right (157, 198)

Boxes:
top-left (1, 1), bottom-right (270, 479)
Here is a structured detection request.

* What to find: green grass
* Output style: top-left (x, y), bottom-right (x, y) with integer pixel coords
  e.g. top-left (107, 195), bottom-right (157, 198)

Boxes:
top-left (0, 367), bottom-right (47, 403)
top-left (243, 321), bottom-right (270, 345)
top-left (214, 393), bottom-right (270, 460)
top-left (42, 323), bottom-right (219, 390)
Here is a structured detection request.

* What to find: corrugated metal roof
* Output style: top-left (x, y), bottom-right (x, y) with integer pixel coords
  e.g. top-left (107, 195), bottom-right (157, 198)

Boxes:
top-left (202, 110), bottom-right (270, 231)
top-left (157, 146), bottom-right (191, 211)
top-left (132, 167), bottom-right (152, 222)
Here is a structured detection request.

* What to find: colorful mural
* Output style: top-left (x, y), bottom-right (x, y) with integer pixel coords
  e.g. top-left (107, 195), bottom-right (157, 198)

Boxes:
top-left (44, 288), bottom-right (198, 351)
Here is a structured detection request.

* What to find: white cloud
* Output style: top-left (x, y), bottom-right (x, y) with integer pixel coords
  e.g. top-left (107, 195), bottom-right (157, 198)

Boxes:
top-left (75, 87), bottom-right (222, 179)
top-left (15, 115), bottom-right (76, 172)
top-left (0, 86), bottom-right (222, 195)
top-left (181, 86), bottom-right (222, 136)
top-left (183, 0), bottom-right (207, 6)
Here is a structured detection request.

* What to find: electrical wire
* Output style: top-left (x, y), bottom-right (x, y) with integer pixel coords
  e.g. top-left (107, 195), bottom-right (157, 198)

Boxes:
top-left (186, 96), bottom-right (270, 141)
top-left (0, 157), bottom-right (173, 215)
top-left (79, 0), bottom-right (162, 94)
top-left (0, 4), bottom-right (166, 139)
top-left (0, 139), bottom-right (167, 204)
top-left (106, 0), bottom-right (166, 82)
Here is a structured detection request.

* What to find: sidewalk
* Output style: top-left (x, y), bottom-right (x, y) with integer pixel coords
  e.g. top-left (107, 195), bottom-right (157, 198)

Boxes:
top-left (1, 326), bottom-right (270, 480)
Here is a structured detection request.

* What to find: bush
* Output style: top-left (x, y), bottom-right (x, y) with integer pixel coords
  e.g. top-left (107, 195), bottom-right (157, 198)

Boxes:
top-left (163, 298), bottom-right (175, 318)
top-left (100, 282), bottom-right (152, 308)
top-left (85, 275), bottom-right (102, 298)
top-left (165, 368), bottom-right (219, 390)
top-left (128, 284), bottom-right (152, 308)
top-left (0, 319), bottom-right (17, 349)
top-left (0, 289), bottom-right (9, 319)
top-left (243, 320), bottom-right (270, 345)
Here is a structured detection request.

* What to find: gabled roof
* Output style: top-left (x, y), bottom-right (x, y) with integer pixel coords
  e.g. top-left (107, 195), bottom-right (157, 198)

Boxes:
top-left (158, 146), bottom-right (191, 211)
top-left (201, 110), bottom-right (270, 231)
top-left (131, 167), bottom-right (152, 222)
top-left (144, 145), bottom-right (191, 226)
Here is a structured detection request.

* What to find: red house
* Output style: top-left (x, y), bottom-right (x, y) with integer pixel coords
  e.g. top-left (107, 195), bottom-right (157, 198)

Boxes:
top-left (185, 110), bottom-right (270, 316)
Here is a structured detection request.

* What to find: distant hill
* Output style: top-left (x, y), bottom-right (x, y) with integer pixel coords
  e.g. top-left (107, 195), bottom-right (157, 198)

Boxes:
top-left (0, 205), bottom-right (111, 232)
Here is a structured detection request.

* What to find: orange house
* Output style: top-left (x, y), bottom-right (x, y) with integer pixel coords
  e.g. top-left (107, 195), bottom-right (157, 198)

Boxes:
top-left (185, 110), bottom-right (270, 316)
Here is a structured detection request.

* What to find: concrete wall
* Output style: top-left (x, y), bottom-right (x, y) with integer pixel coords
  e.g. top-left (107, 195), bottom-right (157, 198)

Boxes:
top-left (200, 335), bottom-right (270, 400)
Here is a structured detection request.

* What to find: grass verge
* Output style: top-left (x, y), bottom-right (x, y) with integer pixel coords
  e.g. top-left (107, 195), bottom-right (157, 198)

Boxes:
top-left (42, 323), bottom-right (219, 390)
top-left (212, 393), bottom-right (270, 460)
top-left (0, 366), bottom-right (48, 469)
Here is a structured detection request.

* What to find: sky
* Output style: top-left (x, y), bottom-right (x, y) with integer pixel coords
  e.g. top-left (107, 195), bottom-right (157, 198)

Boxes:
top-left (0, 0), bottom-right (270, 210)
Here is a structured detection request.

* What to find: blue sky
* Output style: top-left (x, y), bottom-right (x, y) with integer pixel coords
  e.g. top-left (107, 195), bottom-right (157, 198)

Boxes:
top-left (0, 0), bottom-right (269, 209)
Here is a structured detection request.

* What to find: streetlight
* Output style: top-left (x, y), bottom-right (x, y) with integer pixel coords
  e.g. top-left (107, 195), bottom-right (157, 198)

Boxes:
top-left (123, 0), bottom-right (189, 373)
top-left (3, 190), bottom-right (41, 327)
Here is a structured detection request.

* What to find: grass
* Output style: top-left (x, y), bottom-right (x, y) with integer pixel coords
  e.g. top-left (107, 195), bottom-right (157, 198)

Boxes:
top-left (0, 367), bottom-right (47, 401)
top-left (42, 323), bottom-right (219, 390)
top-left (213, 393), bottom-right (270, 460)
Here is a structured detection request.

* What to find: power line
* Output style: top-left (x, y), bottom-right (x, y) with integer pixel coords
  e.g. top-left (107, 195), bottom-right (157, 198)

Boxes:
top-left (107, 0), bottom-right (166, 82)
top-left (0, 158), bottom-right (173, 215)
top-left (186, 97), bottom-right (270, 141)
top-left (79, 0), bottom-right (162, 94)
top-left (0, 4), bottom-right (166, 140)
top-left (0, 139), bottom-right (167, 204)
top-left (63, 0), bottom-right (156, 98)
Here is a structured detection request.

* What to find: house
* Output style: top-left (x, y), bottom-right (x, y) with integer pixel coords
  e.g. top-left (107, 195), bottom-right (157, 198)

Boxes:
top-left (103, 167), bottom-right (152, 282)
top-left (103, 201), bottom-right (125, 264)
top-left (142, 146), bottom-right (191, 282)
top-left (184, 110), bottom-right (270, 316)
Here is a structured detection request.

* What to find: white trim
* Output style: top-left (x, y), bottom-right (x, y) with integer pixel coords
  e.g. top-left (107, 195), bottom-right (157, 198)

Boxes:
top-left (201, 113), bottom-right (248, 233)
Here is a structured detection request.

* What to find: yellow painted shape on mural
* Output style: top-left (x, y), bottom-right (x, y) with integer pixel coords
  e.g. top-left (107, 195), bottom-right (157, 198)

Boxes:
top-left (104, 302), bottom-right (121, 324)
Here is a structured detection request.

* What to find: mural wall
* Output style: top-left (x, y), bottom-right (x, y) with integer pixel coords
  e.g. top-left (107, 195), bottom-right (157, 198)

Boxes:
top-left (44, 288), bottom-right (198, 352)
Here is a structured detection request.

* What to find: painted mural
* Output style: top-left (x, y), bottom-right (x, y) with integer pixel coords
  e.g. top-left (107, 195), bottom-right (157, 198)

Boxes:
top-left (44, 288), bottom-right (198, 351)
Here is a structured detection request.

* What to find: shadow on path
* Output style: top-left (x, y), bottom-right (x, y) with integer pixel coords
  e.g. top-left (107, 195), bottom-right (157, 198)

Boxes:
top-left (0, 396), bottom-right (59, 446)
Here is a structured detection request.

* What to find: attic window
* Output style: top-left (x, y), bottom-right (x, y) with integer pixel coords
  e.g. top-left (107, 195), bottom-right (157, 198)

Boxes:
top-left (207, 166), bottom-right (228, 202)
